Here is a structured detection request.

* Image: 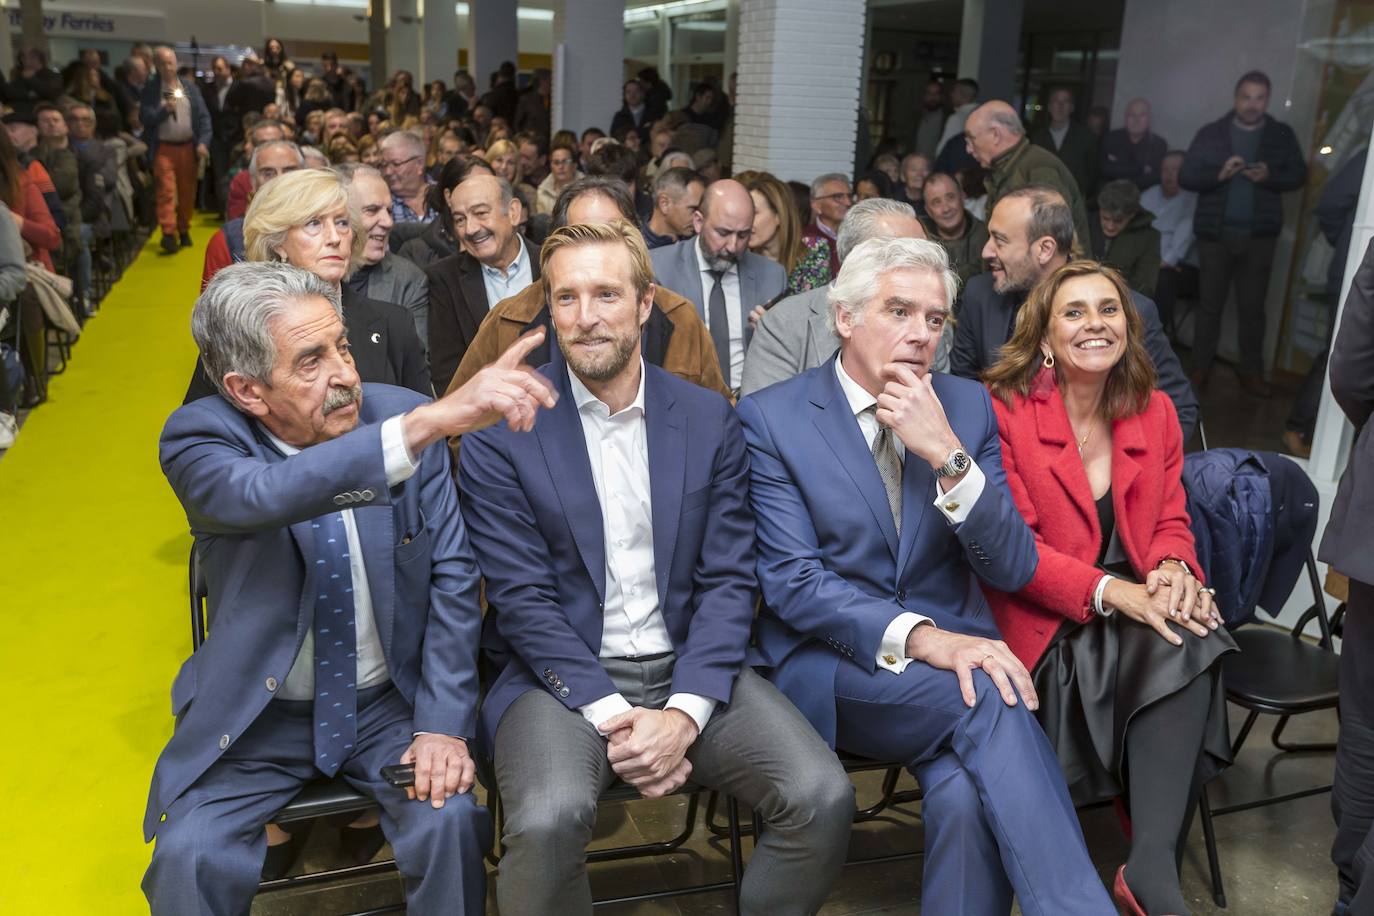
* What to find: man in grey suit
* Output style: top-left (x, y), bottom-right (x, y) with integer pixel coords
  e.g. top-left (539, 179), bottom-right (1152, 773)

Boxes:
top-left (949, 185), bottom-right (1199, 441)
top-left (141, 262), bottom-right (558, 915)
top-left (1322, 239), bottom-right (1374, 915)
top-left (741, 198), bottom-right (945, 397)
top-left (649, 179), bottom-right (786, 390)
top-left (340, 163), bottom-right (430, 347)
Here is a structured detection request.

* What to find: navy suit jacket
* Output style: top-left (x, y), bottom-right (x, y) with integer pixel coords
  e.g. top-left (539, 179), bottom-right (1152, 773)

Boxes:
top-left (459, 353), bottom-right (755, 751)
top-left (736, 359), bottom-right (1037, 745)
top-left (145, 384), bottom-right (483, 841)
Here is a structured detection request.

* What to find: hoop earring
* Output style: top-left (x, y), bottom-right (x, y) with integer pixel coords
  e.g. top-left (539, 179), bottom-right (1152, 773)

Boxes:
top-left (1042, 353), bottom-right (1055, 369)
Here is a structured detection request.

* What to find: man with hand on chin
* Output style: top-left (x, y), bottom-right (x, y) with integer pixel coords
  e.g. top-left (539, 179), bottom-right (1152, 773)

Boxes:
top-left (143, 261), bottom-right (558, 915)
top-left (737, 237), bottom-right (1114, 915)
top-left (338, 162), bottom-right (430, 347)
top-left (459, 219), bottom-right (854, 916)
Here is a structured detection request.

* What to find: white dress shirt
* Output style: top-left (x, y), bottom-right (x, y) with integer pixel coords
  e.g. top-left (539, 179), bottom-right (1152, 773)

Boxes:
top-left (568, 363), bottom-right (717, 735)
top-left (834, 354), bottom-right (987, 674)
top-left (480, 236), bottom-right (533, 311)
top-left (694, 238), bottom-right (744, 389)
top-left (272, 416), bottom-right (419, 700)
top-left (1141, 185), bottom-right (1198, 268)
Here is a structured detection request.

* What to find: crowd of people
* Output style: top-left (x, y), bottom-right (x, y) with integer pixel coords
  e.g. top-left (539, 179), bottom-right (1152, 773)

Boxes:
top-left (31, 37), bottom-right (1345, 916)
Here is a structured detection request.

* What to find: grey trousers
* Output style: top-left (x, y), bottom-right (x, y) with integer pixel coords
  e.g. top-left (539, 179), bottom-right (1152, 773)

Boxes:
top-left (493, 658), bottom-right (855, 916)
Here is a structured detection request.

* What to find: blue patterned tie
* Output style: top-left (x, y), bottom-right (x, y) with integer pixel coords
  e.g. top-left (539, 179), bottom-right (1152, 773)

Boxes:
top-left (311, 511), bottom-right (357, 777)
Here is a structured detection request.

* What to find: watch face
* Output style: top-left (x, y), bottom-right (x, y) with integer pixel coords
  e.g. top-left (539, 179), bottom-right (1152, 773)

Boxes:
top-left (952, 450), bottom-right (970, 472)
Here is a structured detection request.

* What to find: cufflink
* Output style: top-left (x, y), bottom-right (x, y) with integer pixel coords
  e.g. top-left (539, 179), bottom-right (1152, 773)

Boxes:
top-left (883, 654), bottom-right (897, 665)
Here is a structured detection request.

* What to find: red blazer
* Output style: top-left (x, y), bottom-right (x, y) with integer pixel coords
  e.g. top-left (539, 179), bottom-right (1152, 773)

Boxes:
top-left (986, 376), bottom-right (1201, 668)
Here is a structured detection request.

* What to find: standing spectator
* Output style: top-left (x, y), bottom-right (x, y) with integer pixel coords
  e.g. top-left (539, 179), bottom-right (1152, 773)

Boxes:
top-left (641, 166), bottom-right (704, 250)
top-left (1086, 106), bottom-right (1111, 139)
top-left (936, 77), bottom-right (980, 151)
top-left (381, 130), bottom-right (436, 224)
top-left (743, 171), bottom-right (832, 295)
top-left (140, 46), bottom-right (211, 254)
top-left (922, 171), bottom-right (988, 291)
top-left (261, 37), bottom-right (291, 81)
top-left (804, 172), bottom-right (852, 277)
top-left (534, 137), bottom-right (581, 216)
top-left (223, 55), bottom-right (276, 140)
top-left (319, 52), bottom-right (356, 111)
top-left (1101, 98), bottom-right (1169, 191)
top-left (1091, 179), bottom-right (1161, 298)
top-left (117, 55), bottom-right (149, 129)
top-left (967, 100), bottom-right (1092, 253)
top-left (203, 56), bottom-right (236, 215)
top-left (639, 66), bottom-right (673, 118)
top-left (1141, 150), bottom-right (1198, 334)
top-left (277, 68), bottom-right (307, 125)
top-left (1030, 87), bottom-right (1098, 200)
top-left (1321, 238), bottom-right (1374, 916)
top-left (66, 56), bottom-right (123, 139)
top-left (513, 68), bottom-right (550, 138)
top-left (479, 62), bottom-right (519, 123)
top-left (444, 71), bottom-right (477, 121)
top-left (517, 133), bottom-right (548, 187)
top-left (4, 47), bottom-right (62, 120)
top-left (893, 153), bottom-right (932, 217)
top-left (610, 79), bottom-right (656, 145)
top-left (912, 78), bottom-right (947, 161)
top-left (1179, 70), bottom-right (1308, 395)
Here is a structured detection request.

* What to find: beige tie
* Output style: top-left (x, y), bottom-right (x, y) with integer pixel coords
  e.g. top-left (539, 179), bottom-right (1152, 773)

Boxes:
top-left (866, 406), bottom-right (902, 535)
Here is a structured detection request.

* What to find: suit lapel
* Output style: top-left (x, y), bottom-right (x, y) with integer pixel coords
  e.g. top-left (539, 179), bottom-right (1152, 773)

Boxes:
top-left (896, 453), bottom-right (936, 577)
top-left (809, 360), bottom-right (899, 561)
top-left (341, 290), bottom-right (388, 383)
top-left (253, 425), bottom-right (327, 655)
top-left (457, 254), bottom-right (490, 331)
top-left (680, 240), bottom-right (706, 320)
top-left (739, 256), bottom-right (758, 347)
top-left (645, 369), bottom-right (685, 607)
top-left (534, 354), bottom-right (607, 601)
top-left (806, 291), bottom-right (832, 368)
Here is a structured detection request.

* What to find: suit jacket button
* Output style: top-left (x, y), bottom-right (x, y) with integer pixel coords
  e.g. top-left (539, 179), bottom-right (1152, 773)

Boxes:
top-left (350, 490), bottom-right (364, 502)
top-left (897, 589), bottom-right (907, 600)
top-left (265, 677), bottom-right (278, 692)
top-left (554, 679), bottom-right (564, 688)
top-left (883, 654), bottom-right (897, 665)
top-left (543, 668), bottom-right (554, 677)
top-left (333, 495), bottom-right (347, 506)
top-left (361, 489), bottom-right (375, 501)
top-left (218, 734), bottom-right (230, 749)
top-left (559, 687), bottom-right (570, 698)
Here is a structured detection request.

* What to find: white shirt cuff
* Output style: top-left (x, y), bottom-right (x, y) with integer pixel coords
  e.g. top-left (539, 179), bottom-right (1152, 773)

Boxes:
top-left (933, 458), bottom-right (986, 524)
top-left (878, 612), bottom-right (930, 673)
top-left (665, 693), bottom-right (717, 735)
top-left (580, 692), bottom-right (633, 734)
top-left (381, 414), bottom-right (420, 488)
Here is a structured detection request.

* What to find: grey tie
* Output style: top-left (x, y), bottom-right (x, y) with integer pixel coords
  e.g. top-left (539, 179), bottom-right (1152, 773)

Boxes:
top-left (707, 269), bottom-right (732, 387)
top-left (866, 406), bottom-right (902, 535)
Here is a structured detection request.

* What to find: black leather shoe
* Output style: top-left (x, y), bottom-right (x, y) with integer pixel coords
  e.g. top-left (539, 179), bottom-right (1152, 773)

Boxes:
top-left (179, 231), bottom-right (192, 247)
top-left (160, 233), bottom-right (179, 254)
top-left (339, 823), bottom-right (387, 865)
top-left (261, 827), bottom-right (309, 880)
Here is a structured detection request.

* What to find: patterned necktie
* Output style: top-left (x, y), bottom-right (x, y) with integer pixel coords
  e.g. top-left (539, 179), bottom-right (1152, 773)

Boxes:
top-left (707, 269), bottom-right (732, 388)
top-left (311, 511), bottom-right (357, 777)
top-left (866, 406), bottom-right (903, 535)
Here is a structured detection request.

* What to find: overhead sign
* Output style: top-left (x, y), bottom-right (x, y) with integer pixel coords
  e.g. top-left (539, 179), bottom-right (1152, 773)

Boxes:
top-left (2, 5), bottom-right (166, 40)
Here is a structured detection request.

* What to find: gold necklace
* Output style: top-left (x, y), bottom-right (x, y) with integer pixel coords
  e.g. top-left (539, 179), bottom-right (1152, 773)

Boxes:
top-left (1076, 419), bottom-right (1095, 454)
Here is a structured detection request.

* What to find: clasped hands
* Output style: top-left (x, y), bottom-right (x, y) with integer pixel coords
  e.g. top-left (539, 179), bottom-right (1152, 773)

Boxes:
top-left (1103, 560), bottom-right (1221, 646)
top-left (599, 707), bottom-right (700, 799)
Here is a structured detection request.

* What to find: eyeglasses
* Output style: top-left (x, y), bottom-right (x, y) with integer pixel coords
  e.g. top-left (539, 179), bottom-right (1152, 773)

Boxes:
top-left (380, 154), bottom-right (420, 171)
top-left (815, 191), bottom-right (852, 204)
top-left (551, 156), bottom-right (575, 167)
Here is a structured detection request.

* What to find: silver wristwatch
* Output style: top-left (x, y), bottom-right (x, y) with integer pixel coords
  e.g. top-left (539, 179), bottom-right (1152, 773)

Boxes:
top-left (933, 447), bottom-right (971, 479)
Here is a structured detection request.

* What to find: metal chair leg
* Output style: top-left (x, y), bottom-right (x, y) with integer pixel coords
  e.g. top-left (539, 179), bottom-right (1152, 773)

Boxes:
top-left (1198, 791), bottom-right (1227, 908)
top-left (728, 795), bottom-right (744, 911)
top-left (1271, 714), bottom-right (1338, 753)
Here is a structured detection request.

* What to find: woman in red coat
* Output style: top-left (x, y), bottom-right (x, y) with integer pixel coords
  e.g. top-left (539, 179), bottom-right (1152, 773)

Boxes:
top-left (984, 261), bottom-right (1236, 916)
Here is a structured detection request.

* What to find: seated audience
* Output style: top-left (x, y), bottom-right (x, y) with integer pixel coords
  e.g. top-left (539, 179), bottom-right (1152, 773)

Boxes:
top-left (143, 260), bottom-right (562, 915)
top-left (649, 179), bottom-right (787, 391)
top-left (854, 169), bottom-right (892, 201)
top-left (950, 186), bottom-right (1197, 440)
top-left (641, 166), bottom-right (704, 250)
top-left (740, 170), bottom-right (832, 295)
top-left (447, 176), bottom-right (728, 401)
top-left (337, 162), bottom-right (430, 345)
top-left (741, 198), bottom-right (931, 396)
top-left (1140, 150), bottom-right (1197, 333)
top-left (982, 260), bottom-right (1236, 916)
top-left (380, 129), bottom-right (434, 223)
top-left (0, 123), bottom-right (60, 271)
top-left (482, 137), bottom-right (536, 218)
top-left (737, 236), bottom-right (1115, 916)
top-left (535, 137), bottom-right (582, 216)
top-left (201, 139), bottom-right (304, 288)
top-left (186, 168), bottom-right (429, 401)
top-left (803, 172), bottom-right (851, 277)
top-left (225, 119), bottom-right (287, 221)
top-left (893, 153), bottom-right (931, 215)
top-left (396, 155), bottom-right (494, 270)
top-left (921, 171), bottom-right (988, 292)
top-left (426, 174), bottom-right (530, 394)
top-left (1092, 179), bottom-right (1161, 298)
top-left (458, 219), bottom-right (854, 916)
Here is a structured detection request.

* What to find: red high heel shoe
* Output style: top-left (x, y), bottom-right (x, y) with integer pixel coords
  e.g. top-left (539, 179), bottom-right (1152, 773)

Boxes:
top-left (1113, 865), bottom-right (1147, 916)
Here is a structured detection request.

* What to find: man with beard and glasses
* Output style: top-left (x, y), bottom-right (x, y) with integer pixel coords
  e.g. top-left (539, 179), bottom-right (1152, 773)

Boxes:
top-left (949, 185), bottom-right (1197, 440)
top-left (459, 219), bottom-right (854, 916)
top-left (425, 174), bottom-right (532, 394)
top-left (338, 163), bottom-right (430, 348)
top-left (649, 179), bottom-right (786, 392)
top-left (143, 261), bottom-right (559, 915)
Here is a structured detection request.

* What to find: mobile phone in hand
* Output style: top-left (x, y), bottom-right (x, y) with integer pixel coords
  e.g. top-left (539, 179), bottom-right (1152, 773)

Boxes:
top-left (381, 763), bottom-right (416, 788)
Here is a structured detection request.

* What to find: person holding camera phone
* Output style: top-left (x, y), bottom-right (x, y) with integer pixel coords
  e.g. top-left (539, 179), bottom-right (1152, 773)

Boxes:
top-left (139, 46), bottom-right (211, 255)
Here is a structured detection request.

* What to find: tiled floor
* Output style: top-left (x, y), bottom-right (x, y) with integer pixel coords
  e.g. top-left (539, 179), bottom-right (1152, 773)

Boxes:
top-left (254, 698), bottom-right (1342, 915)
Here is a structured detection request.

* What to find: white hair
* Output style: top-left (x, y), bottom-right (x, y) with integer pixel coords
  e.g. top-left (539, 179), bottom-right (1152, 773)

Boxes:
top-left (827, 237), bottom-right (959, 334)
top-left (810, 172), bottom-right (850, 198)
top-left (381, 129), bottom-right (425, 158)
top-left (836, 198), bottom-right (917, 263)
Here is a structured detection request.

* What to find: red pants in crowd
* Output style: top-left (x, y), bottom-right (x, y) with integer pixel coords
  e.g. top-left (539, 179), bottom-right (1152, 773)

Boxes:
top-left (154, 141), bottom-right (197, 236)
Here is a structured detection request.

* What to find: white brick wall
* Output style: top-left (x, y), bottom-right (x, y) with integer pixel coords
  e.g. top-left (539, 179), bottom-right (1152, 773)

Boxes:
top-left (552, 0), bottom-right (626, 137)
top-left (732, 0), bottom-right (866, 184)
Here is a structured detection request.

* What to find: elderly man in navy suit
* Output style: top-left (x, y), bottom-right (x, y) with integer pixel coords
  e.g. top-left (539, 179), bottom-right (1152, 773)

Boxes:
top-left (737, 237), bottom-right (1113, 915)
top-left (649, 179), bottom-right (787, 391)
top-left (142, 261), bottom-right (557, 914)
top-left (460, 220), bottom-right (854, 916)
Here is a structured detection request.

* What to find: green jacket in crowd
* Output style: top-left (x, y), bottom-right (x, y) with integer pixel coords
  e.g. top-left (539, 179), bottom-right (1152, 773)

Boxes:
top-left (1091, 207), bottom-right (1161, 299)
top-left (932, 211), bottom-right (990, 301)
top-left (985, 137), bottom-right (1092, 255)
